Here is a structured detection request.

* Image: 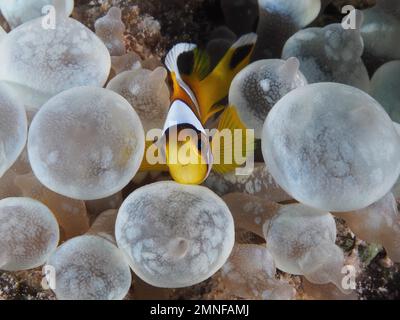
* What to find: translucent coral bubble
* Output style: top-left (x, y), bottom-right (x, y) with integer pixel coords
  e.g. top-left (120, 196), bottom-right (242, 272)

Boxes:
top-left (370, 61), bottom-right (400, 123)
top-left (0, 15), bottom-right (110, 98)
top-left (107, 67), bottom-right (170, 132)
top-left (0, 81), bottom-right (27, 178)
top-left (254, 0), bottom-right (321, 59)
top-left (1, 80), bottom-right (52, 114)
top-left (262, 83), bottom-right (400, 212)
top-left (85, 192), bottom-right (123, 222)
top-left (0, 168), bottom-right (21, 199)
top-left (265, 204), bottom-right (351, 293)
top-left (87, 209), bottom-right (118, 243)
top-left (361, 0), bottom-right (400, 61)
top-left (0, 197), bottom-right (59, 271)
top-left (222, 193), bottom-right (280, 238)
top-left (204, 162), bottom-right (291, 203)
top-left (111, 52), bottom-right (142, 75)
top-left (302, 279), bottom-right (358, 300)
top-left (28, 87), bottom-right (145, 201)
top-left (0, 25), bottom-right (6, 40)
top-left (15, 173), bottom-right (90, 241)
top-left (258, 0), bottom-right (321, 28)
top-left (47, 235), bottom-right (131, 300)
top-left (220, 243), bottom-right (294, 300)
top-left (336, 192), bottom-right (400, 263)
top-left (115, 181), bottom-right (235, 288)
top-left (0, 0), bottom-right (74, 29)
top-left (282, 13), bottom-right (370, 91)
top-left (229, 58), bottom-right (307, 138)
top-left (95, 7), bottom-right (126, 56)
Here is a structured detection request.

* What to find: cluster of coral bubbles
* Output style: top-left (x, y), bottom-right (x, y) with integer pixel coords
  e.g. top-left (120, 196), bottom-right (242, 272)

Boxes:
top-left (1, 0), bottom-right (400, 300)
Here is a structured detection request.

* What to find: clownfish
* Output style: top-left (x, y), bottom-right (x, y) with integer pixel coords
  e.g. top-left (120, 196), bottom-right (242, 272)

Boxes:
top-left (141, 33), bottom-right (257, 185)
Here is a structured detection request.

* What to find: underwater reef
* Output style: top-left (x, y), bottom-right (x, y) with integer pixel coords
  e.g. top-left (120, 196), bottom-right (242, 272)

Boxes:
top-left (1, 0), bottom-right (400, 301)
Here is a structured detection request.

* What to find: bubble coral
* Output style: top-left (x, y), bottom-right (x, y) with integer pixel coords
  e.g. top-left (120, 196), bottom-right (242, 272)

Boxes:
top-left (282, 11), bottom-right (370, 91)
top-left (370, 61), bottom-right (400, 123)
top-left (111, 52), bottom-right (142, 75)
top-left (0, 25), bottom-right (6, 39)
top-left (0, 7), bottom-right (111, 98)
top-left (229, 57), bottom-right (307, 138)
top-left (0, 81), bottom-right (27, 178)
top-left (0, 0), bottom-right (74, 29)
top-left (115, 181), bottom-right (235, 288)
top-left (107, 67), bottom-right (170, 132)
top-left (223, 193), bottom-right (280, 238)
top-left (87, 209), bottom-right (118, 243)
top-left (15, 173), bottom-right (90, 241)
top-left (0, 167), bottom-right (21, 199)
top-left (85, 193), bottom-right (123, 222)
top-left (263, 204), bottom-right (346, 291)
top-left (0, 197), bottom-right (59, 271)
top-left (336, 192), bottom-right (400, 263)
top-left (47, 234), bottom-right (131, 300)
top-left (262, 83), bottom-right (400, 212)
top-left (204, 163), bottom-right (291, 203)
top-left (95, 7), bottom-right (126, 57)
top-left (221, 243), bottom-right (295, 300)
top-left (28, 86), bottom-right (145, 201)
top-left (0, 81), bottom-right (51, 114)
top-left (254, 0), bottom-right (321, 59)
top-left (361, 0), bottom-right (400, 61)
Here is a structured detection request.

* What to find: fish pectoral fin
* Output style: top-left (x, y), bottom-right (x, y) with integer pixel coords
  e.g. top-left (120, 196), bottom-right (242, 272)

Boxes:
top-left (211, 106), bottom-right (255, 174)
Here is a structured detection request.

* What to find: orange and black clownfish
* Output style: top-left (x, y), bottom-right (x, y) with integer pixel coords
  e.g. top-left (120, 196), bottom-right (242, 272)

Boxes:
top-left (141, 33), bottom-right (257, 185)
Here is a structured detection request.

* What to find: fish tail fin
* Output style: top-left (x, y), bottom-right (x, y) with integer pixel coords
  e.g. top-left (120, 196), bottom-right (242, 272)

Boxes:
top-left (211, 106), bottom-right (255, 174)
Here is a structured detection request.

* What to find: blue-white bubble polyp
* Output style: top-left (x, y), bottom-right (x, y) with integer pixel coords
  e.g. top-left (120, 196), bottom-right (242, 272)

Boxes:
top-left (28, 87), bottom-right (145, 201)
top-left (0, 81), bottom-right (27, 178)
top-left (0, 14), bottom-right (110, 98)
top-left (47, 235), bottom-right (131, 300)
top-left (0, 197), bottom-right (59, 271)
top-left (262, 83), bottom-right (400, 212)
top-left (115, 181), bottom-right (235, 288)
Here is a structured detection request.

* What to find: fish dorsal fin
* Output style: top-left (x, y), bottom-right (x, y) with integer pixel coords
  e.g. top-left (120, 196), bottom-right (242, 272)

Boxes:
top-left (165, 43), bottom-right (200, 113)
top-left (191, 48), bottom-right (211, 81)
top-left (183, 33), bottom-right (258, 124)
top-left (211, 106), bottom-right (255, 174)
top-left (165, 43), bottom-right (197, 77)
top-left (229, 33), bottom-right (258, 66)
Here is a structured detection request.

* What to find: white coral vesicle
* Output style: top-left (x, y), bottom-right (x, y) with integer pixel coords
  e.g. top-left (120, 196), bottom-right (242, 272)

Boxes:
top-left (0, 14), bottom-right (110, 98)
top-left (262, 82), bottom-right (400, 212)
top-left (0, 197), bottom-right (59, 271)
top-left (0, 0), bottom-right (74, 29)
top-left (0, 81), bottom-right (27, 178)
top-left (47, 234), bottom-right (131, 300)
top-left (28, 86), bottom-right (145, 201)
top-left (115, 181), bottom-right (235, 288)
